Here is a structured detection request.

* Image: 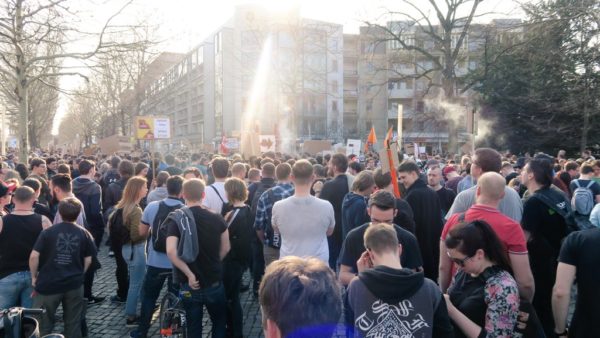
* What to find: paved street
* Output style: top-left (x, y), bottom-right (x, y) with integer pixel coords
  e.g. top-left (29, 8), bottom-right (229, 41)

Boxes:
top-left (49, 244), bottom-right (348, 338)
top-left (53, 245), bottom-right (265, 338)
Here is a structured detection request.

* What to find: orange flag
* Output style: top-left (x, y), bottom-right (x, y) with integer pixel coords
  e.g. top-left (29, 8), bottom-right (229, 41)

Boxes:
top-left (364, 126), bottom-right (377, 152)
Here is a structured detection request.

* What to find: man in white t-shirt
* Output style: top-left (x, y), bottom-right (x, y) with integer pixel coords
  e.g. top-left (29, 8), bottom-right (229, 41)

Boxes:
top-left (202, 157), bottom-right (229, 214)
top-left (272, 160), bottom-right (335, 263)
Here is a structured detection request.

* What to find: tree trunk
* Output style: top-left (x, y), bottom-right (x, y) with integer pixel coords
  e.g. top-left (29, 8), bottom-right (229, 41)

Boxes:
top-left (580, 76), bottom-right (589, 154)
top-left (15, 0), bottom-right (29, 161)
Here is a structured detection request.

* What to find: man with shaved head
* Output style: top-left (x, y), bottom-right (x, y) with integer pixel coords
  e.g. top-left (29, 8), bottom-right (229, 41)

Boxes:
top-left (438, 172), bottom-right (534, 302)
top-left (446, 148), bottom-right (523, 222)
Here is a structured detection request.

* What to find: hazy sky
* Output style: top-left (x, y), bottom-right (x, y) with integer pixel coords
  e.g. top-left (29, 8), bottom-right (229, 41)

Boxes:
top-left (53, 0), bottom-right (525, 134)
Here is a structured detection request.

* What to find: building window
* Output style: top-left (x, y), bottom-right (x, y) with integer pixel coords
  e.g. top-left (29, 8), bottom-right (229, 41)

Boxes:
top-left (331, 80), bottom-right (338, 93)
top-left (330, 39), bottom-right (338, 51)
top-left (451, 33), bottom-right (466, 49)
top-left (332, 60), bottom-right (338, 73)
top-left (366, 99), bottom-right (373, 112)
top-left (332, 100), bottom-right (338, 112)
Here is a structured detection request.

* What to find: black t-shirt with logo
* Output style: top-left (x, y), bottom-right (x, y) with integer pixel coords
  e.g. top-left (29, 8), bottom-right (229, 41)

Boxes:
top-left (339, 223), bottom-right (423, 273)
top-left (167, 206), bottom-right (227, 286)
top-left (33, 222), bottom-right (96, 295)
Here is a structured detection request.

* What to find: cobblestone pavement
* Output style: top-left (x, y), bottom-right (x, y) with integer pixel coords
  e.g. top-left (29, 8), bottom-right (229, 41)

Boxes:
top-left (38, 243), bottom-right (578, 337)
top-left (53, 245), bottom-right (266, 338)
top-left (51, 244), bottom-right (346, 338)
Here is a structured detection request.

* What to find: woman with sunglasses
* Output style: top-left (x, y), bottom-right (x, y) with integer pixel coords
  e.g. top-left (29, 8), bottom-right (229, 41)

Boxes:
top-left (444, 220), bottom-right (519, 338)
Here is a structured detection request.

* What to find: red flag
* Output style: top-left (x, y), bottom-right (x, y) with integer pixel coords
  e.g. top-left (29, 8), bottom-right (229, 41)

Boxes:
top-left (219, 134), bottom-right (229, 155)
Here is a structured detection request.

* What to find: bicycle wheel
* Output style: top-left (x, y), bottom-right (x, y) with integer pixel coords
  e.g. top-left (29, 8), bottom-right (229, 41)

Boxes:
top-left (159, 292), bottom-right (179, 337)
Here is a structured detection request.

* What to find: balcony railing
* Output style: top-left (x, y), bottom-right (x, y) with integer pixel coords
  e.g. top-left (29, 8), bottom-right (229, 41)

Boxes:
top-left (344, 90), bottom-right (358, 97)
top-left (388, 88), bottom-right (414, 99)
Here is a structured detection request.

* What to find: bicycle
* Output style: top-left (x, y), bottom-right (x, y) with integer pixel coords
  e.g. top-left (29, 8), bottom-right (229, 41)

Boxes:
top-left (158, 291), bottom-right (187, 338)
top-left (0, 307), bottom-right (64, 338)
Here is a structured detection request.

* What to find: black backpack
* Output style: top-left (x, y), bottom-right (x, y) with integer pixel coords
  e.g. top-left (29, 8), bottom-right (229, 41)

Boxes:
top-left (532, 188), bottom-right (578, 233)
top-left (108, 208), bottom-right (129, 249)
top-left (152, 201), bottom-right (183, 253)
top-left (225, 206), bottom-right (253, 263)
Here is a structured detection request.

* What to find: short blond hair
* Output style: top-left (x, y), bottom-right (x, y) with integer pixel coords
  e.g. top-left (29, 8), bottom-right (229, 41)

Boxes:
top-left (183, 178), bottom-right (205, 202)
top-left (231, 162), bottom-right (247, 178)
top-left (364, 223), bottom-right (398, 255)
top-left (292, 160), bottom-right (313, 185)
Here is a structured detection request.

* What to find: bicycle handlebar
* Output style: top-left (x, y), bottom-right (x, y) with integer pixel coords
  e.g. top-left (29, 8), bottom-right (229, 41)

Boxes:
top-left (20, 308), bottom-right (45, 315)
top-left (0, 307), bottom-right (45, 315)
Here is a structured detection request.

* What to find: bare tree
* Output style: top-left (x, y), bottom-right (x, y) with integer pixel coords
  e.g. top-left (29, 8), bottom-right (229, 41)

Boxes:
top-left (58, 87), bottom-right (98, 147)
top-left (363, 0), bottom-right (488, 152)
top-left (55, 24), bottom-right (157, 150)
top-left (0, 0), bottom-right (145, 160)
top-left (90, 23), bottom-right (158, 138)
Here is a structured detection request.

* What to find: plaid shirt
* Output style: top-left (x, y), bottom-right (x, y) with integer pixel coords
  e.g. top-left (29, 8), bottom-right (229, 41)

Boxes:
top-left (253, 182), bottom-right (294, 248)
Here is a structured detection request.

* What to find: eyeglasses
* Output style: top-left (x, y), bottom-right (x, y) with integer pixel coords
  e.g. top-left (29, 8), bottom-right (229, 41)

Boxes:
top-left (447, 252), bottom-right (473, 267)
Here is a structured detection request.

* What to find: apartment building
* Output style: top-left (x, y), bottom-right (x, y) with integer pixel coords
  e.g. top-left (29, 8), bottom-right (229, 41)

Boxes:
top-left (137, 47), bottom-right (214, 149)
top-left (137, 5), bottom-right (344, 150)
top-left (344, 19), bottom-right (521, 152)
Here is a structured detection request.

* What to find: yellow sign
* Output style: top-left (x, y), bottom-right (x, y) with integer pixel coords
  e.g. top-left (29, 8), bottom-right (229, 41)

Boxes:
top-left (135, 116), bottom-right (171, 140)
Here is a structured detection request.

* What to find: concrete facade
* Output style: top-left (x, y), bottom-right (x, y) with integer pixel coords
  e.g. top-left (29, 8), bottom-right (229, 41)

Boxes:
top-left (138, 5), bottom-right (344, 150)
top-left (137, 9), bottom-right (519, 152)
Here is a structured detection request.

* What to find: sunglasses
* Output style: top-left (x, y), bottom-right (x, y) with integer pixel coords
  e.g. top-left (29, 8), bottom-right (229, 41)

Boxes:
top-left (447, 252), bottom-right (473, 267)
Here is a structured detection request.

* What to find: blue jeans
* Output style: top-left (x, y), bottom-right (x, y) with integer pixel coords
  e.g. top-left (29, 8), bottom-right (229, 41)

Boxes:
top-left (137, 266), bottom-right (177, 337)
top-left (122, 243), bottom-right (146, 317)
top-left (0, 271), bottom-right (33, 309)
top-left (180, 283), bottom-right (226, 338)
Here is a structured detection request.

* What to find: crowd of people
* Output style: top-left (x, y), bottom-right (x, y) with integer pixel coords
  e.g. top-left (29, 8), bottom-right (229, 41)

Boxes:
top-left (0, 147), bottom-right (598, 338)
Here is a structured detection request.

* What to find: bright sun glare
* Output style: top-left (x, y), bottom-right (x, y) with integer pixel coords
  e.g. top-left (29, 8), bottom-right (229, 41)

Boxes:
top-left (254, 0), bottom-right (301, 13)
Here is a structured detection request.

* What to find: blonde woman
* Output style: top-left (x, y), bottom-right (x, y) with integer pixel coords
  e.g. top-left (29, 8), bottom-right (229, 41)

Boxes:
top-left (114, 176), bottom-right (149, 326)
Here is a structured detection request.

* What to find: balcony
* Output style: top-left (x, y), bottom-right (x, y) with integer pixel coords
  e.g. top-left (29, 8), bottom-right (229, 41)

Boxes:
top-left (344, 68), bottom-right (358, 76)
top-left (344, 89), bottom-right (358, 97)
top-left (388, 108), bottom-right (415, 119)
top-left (388, 88), bottom-right (414, 99)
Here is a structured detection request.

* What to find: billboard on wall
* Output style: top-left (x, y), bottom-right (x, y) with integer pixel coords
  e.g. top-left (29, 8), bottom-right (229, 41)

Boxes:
top-left (135, 116), bottom-right (171, 140)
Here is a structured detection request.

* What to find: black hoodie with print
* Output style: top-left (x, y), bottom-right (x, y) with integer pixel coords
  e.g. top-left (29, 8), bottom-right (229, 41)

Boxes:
top-left (344, 266), bottom-right (454, 338)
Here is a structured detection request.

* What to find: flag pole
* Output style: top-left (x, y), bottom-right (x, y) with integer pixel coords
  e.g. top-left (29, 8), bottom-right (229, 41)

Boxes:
top-left (385, 126), bottom-right (401, 198)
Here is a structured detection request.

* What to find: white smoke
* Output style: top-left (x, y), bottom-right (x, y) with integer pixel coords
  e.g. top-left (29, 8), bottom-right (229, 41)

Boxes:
top-left (423, 92), bottom-right (468, 125)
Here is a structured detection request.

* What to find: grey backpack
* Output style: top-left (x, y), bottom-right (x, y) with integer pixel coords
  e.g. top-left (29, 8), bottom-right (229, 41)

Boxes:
top-left (572, 180), bottom-right (595, 215)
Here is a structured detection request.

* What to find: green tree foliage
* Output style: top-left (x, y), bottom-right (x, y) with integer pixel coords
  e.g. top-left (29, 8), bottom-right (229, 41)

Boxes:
top-left (473, 0), bottom-right (599, 154)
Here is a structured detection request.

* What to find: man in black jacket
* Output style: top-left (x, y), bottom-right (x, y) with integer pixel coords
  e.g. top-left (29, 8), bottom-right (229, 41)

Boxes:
top-left (247, 162), bottom-right (276, 296)
top-left (103, 160), bottom-right (134, 213)
top-left (73, 160), bottom-right (104, 248)
top-left (73, 159), bottom-right (105, 305)
top-left (344, 222), bottom-right (453, 338)
top-left (373, 168), bottom-right (416, 234)
top-left (320, 153), bottom-right (351, 269)
top-left (398, 161), bottom-right (444, 281)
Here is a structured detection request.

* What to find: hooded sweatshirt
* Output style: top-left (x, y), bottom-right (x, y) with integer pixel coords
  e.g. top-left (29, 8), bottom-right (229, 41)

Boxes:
top-left (344, 266), bottom-right (454, 338)
top-left (73, 176), bottom-right (103, 230)
top-left (341, 192), bottom-right (369, 240)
